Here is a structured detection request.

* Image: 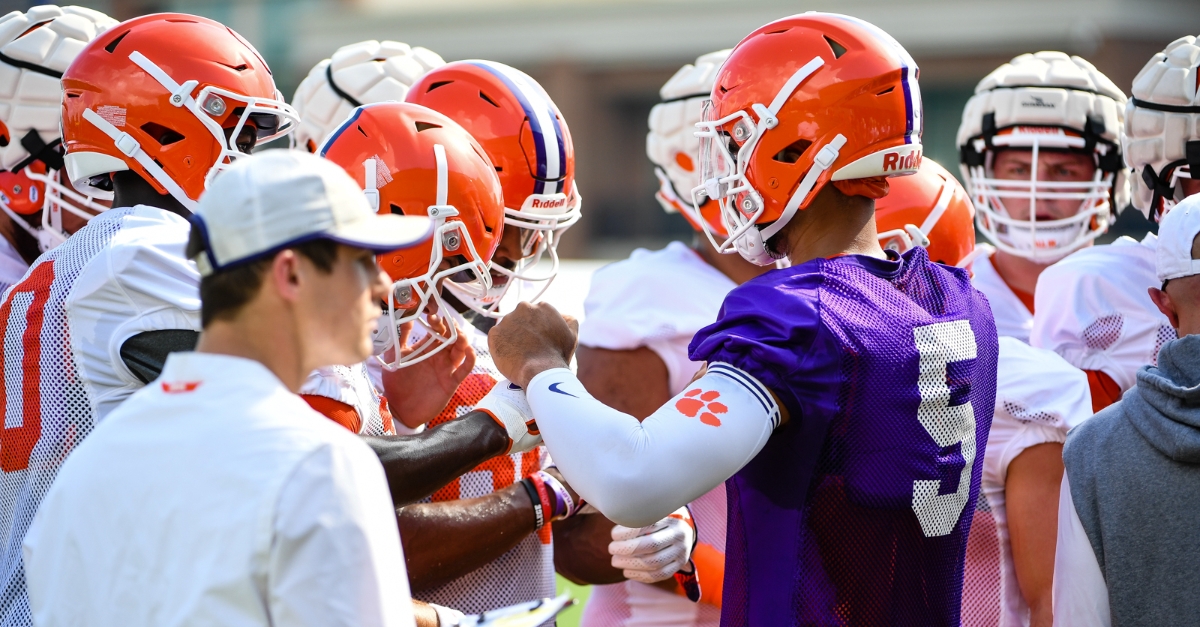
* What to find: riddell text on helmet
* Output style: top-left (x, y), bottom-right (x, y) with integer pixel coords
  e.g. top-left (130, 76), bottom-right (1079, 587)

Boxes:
top-left (883, 150), bottom-right (923, 172)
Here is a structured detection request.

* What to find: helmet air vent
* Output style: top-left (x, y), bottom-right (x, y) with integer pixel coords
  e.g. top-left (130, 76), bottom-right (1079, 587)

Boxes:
top-left (414, 121), bottom-right (442, 132)
top-left (104, 30), bottom-right (129, 54)
top-left (823, 35), bottom-right (848, 59)
top-left (877, 86), bottom-right (895, 96)
top-left (426, 80), bottom-right (453, 93)
top-left (479, 91), bottom-right (500, 107)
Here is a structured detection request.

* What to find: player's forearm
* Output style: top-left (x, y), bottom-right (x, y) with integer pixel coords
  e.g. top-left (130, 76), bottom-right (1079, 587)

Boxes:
top-left (363, 411), bottom-right (509, 506)
top-left (527, 366), bottom-right (777, 528)
top-left (552, 512), bottom-right (625, 585)
top-left (399, 482), bottom-right (536, 591)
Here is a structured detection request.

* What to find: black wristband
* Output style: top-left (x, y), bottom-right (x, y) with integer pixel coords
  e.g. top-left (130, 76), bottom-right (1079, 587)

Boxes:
top-left (520, 477), bottom-right (544, 530)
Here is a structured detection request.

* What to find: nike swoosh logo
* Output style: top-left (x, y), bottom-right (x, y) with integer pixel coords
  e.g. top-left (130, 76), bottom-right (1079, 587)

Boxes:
top-left (548, 382), bottom-right (577, 398)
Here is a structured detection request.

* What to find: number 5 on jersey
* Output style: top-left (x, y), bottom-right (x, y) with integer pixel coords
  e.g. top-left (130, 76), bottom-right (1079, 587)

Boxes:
top-left (912, 319), bottom-right (978, 538)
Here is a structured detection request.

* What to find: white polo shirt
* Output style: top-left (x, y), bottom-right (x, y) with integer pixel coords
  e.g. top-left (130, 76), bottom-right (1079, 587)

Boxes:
top-left (22, 351), bottom-right (415, 627)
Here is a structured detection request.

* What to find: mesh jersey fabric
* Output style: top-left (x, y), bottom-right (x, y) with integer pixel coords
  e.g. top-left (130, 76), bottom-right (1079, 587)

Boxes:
top-left (412, 309), bottom-right (554, 619)
top-left (300, 363), bottom-right (396, 436)
top-left (0, 206), bottom-right (201, 626)
top-left (1031, 234), bottom-right (1174, 393)
top-left (966, 337), bottom-right (1092, 627)
top-left (578, 241), bottom-right (730, 627)
top-left (689, 247), bottom-right (1000, 627)
top-left (971, 253), bottom-right (1033, 344)
top-left (579, 241), bottom-right (736, 394)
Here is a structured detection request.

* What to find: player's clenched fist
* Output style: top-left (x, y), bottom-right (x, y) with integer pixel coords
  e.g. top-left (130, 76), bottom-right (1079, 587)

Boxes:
top-left (487, 301), bottom-right (579, 388)
top-left (608, 506), bottom-right (696, 584)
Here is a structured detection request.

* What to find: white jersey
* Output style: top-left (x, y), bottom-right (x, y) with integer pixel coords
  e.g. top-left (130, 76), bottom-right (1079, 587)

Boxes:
top-left (971, 253), bottom-right (1034, 344)
top-left (300, 363), bottom-right (396, 436)
top-left (578, 242), bottom-right (733, 627)
top-left (961, 337), bottom-right (1092, 627)
top-left (412, 308), bottom-right (554, 617)
top-left (0, 236), bottom-right (28, 297)
top-left (0, 205), bottom-right (200, 626)
top-left (1031, 234), bottom-right (1174, 392)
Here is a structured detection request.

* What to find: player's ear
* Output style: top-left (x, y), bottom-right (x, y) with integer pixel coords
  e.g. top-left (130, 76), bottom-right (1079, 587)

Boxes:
top-left (271, 249), bottom-right (303, 301)
top-left (1148, 286), bottom-right (1179, 331)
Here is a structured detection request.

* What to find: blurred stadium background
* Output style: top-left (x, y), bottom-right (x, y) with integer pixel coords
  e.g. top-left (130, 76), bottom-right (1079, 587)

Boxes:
top-left (7, 0), bottom-right (1198, 622)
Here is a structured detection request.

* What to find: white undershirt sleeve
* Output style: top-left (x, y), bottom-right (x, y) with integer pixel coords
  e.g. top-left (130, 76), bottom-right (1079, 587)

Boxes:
top-left (527, 362), bottom-right (780, 528)
top-left (1052, 473), bottom-right (1110, 627)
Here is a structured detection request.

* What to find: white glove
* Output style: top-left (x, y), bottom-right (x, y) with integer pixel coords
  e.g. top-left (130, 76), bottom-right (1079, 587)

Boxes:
top-left (475, 380), bottom-right (542, 453)
top-left (609, 506), bottom-right (696, 584)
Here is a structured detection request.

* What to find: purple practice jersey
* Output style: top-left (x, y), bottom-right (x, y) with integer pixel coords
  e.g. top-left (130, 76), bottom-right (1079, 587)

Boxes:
top-left (689, 247), bottom-right (999, 627)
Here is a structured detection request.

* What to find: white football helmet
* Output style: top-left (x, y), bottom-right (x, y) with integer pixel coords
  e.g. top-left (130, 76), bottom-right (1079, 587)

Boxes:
top-left (291, 40), bottom-right (444, 152)
top-left (1124, 35), bottom-right (1200, 221)
top-left (646, 49), bottom-right (730, 234)
top-left (0, 5), bottom-right (115, 252)
top-left (958, 51), bottom-right (1128, 262)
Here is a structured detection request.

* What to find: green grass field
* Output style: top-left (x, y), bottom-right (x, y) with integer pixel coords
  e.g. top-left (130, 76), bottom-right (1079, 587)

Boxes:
top-left (554, 576), bottom-right (591, 627)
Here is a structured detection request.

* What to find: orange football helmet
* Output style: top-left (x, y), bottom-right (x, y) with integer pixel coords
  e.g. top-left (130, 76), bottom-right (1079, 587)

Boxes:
top-left (695, 12), bottom-right (923, 265)
top-left (876, 159), bottom-right (980, 269)
top-left (0, 161), bottom-right (108, 252)
top-left (60, 13), bottom-right (298, 212)
top-left (406, 60), bottom-right (580, 316)
top-left (319, 102), bottom-right (504, 368)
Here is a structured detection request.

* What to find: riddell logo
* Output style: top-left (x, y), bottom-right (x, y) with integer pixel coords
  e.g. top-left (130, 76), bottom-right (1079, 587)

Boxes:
top-left (530, 198), bottom-right (567, 209)
top-left (883, 150), bottom-right (922, 172)
top-left (1022, 96), bottom-right (1055, 108)
top-left (675, 388), bottom-right (728, 427)
top-left (161, 381), bottom-right (201, 393)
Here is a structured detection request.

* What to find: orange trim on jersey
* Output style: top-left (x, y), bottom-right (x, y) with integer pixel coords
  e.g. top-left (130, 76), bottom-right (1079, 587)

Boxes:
top-left (302, 394), bottom-right (361, 434)
top-left (1085, 369), bottom-right (1121, 413)
top-left (378, 397), bottom-right (395, 434)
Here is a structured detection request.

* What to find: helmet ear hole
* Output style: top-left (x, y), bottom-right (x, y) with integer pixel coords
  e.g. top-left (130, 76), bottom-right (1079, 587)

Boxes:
top-left (140, 122), bottom-right (185, 146)
top-left (773, 139), bottom-right (812, 164)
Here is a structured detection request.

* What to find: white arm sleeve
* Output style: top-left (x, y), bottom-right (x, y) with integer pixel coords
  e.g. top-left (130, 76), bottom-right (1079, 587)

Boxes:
top-left (527, 362), bottom-right (780, 528)
top-left (1053, 474), bottom-right (1110, 627)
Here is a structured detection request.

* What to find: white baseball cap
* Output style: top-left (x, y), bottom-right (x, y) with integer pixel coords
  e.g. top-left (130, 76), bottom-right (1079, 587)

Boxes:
top-left (1156, 194), bottom-right (1200, 283)
top-left (189, 150), bottom-right (433, 276)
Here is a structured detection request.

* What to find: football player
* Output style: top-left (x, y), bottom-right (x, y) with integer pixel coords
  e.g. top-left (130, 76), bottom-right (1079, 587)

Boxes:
top-left (0, 13), bottom-right (298, 624)
top-left (567, 50), bottom-right (767, 627)
top-left (0, 6), bottom-right (115, 292)
top-left (957, 51), bottom-right (1127, 345)
top-left (487, 13), bottom-right (1000, 626)
top-left (876, 159), bottom-right (1094, 627)
top-left (1031, 36), bottom-right (1200, 412)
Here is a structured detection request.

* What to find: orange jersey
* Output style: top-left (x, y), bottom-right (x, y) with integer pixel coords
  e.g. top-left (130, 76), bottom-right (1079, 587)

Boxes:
top-left (414, 313), bottom-right (554, 615)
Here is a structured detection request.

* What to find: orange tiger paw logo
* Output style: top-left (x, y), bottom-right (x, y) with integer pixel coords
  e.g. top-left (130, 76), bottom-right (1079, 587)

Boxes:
top-left (675, 389), bottom-right (728, 427)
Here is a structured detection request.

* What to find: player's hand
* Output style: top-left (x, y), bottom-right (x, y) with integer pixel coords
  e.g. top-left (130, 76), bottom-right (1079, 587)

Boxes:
top-left (382, 315), bottom-right (476, 429)
top-left (487, 301), bottom-right (579, 388)
top-left (475, 379), bottom-right (541, 453)
top-left (609, 506), bottom-right (696, 584)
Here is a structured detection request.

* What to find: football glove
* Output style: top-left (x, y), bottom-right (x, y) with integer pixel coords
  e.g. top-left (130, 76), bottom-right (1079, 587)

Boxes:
top-left (609, 506), bottom-right (697, 585)
top-left (476, 380), bottom-right (541, 453)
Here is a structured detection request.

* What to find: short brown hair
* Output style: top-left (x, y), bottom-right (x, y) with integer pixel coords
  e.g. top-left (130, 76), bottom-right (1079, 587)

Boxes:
top-left (186, 228), bottom-right (339, 327)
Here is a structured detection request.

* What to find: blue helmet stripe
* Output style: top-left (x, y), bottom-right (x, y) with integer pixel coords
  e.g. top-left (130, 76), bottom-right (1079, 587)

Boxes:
top-left (467, 61), bottom-right (564, 195)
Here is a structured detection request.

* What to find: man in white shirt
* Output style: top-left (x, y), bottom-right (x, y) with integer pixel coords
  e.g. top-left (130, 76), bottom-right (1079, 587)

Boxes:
top-left (1053, 195), bottom-right (1200, 626)
top-left (22, 150), bottom-right (434, 627)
